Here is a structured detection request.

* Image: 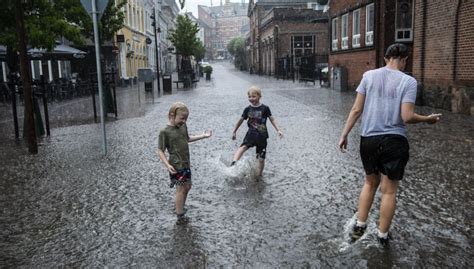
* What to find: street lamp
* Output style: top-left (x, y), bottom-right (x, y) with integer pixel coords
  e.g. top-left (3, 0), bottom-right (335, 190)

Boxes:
top-left (151, 8), bottom-right (161, 94)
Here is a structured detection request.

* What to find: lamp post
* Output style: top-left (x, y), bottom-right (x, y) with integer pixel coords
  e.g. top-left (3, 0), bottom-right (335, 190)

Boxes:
top-left (151, 7), bottom-right (161, 94)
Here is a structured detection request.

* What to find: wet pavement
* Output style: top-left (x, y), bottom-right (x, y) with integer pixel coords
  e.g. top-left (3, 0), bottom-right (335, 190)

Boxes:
top-left (0, 63), bottom-right (472, 267)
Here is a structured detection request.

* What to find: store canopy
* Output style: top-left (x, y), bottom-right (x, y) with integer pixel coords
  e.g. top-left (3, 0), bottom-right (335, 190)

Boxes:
top-left (1, 44), bottom-right (86, 60)
top-left (29, 44), bottom-right (87, 59)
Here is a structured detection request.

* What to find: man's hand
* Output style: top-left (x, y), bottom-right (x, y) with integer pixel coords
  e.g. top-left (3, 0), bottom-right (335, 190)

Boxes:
top-left (203, 130), bottom-right (213, 138)
top-left (338, 135), bottom-right (348, 153)
top-left (426, 113), bottom-right (442, 124)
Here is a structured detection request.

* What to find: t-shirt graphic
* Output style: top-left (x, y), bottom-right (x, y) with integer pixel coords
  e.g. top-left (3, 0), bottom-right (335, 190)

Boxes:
top-left (242, 104), bottom-right (272, 138)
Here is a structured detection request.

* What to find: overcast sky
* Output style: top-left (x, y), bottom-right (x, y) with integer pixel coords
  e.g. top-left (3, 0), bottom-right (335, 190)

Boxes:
top-left (176, 0), bottom-right (248, 17)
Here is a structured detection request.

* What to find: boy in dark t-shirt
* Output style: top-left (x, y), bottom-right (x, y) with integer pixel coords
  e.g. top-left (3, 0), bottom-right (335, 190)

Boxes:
top-left (231, 86), bottom-right (283, 177)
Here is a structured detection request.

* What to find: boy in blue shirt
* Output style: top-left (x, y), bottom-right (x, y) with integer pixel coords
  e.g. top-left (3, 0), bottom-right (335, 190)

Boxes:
top-left (231, 86), bottom-right (283, 177)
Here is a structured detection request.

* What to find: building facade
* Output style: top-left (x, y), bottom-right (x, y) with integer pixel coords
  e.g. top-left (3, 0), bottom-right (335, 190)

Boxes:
top-left (329, 0), bottom-right (473, 114)
top-left (198, 0), bottom-right (249, 60)
top-left (258, 7), bottom-right (328, 77)
top-left (412, 0), bottom-right (474, 114)
top-left (247, 0), bottom-right (327, 76)
top-left (117, 0), bottom-right (149, 82)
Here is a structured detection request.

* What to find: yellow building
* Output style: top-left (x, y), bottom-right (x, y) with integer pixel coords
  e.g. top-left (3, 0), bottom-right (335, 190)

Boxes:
top-left (116, 0), bottom-right (149, 81)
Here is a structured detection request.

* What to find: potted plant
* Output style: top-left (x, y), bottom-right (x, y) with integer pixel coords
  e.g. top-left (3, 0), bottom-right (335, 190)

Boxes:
top-left (203, 65), bottom-right (213, 80)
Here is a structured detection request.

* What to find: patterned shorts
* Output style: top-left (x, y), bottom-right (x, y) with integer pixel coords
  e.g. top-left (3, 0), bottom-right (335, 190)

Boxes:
top-left (169, 168), bottom-right (192, 188)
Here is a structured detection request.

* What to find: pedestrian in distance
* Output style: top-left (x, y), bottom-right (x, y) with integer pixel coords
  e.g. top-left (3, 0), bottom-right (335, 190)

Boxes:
top-left (338, 43), bottom-right (441, 247)
top-left (231, 86), bottom-right (283, 177)
top-left (157, 102), bottom-right (212, 225)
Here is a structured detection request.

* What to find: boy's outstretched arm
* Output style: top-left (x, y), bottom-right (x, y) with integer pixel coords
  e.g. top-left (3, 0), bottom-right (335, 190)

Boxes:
top-left (157, 149), bottom-right (177, 174)
top-left (269, 116), bottom-right (283, 138)
top-left (189, 130), bottom-right (213, 142)
top-left (232, 117), bottom-right (244, 140)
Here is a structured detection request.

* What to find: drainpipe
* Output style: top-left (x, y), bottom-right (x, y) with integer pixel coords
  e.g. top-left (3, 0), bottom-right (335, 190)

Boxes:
top-left (375, 0), bottom-right (381, 68)
top-left (420, 0), bottom-right (427, 86)
top-left (452, 0), bottom-right (461, 83)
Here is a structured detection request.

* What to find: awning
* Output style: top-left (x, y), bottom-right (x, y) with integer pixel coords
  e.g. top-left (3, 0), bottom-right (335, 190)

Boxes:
top-left (29, 44), bottom-right (87, 59)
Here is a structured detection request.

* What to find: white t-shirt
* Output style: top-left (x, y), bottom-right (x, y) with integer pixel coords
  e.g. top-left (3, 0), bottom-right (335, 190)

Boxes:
top-left (356, 67), bottom-right (417, 137)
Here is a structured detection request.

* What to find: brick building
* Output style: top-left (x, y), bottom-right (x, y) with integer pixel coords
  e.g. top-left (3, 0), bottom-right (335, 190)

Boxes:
top-left (198, 0), bottom-right (249, 60)
top-left (329, 0), bottom-right (473, 114)
top-left (258, 7), bottom-right (328, 77)
top-left (248, 0), bottom-right (325, 75)
top-left (412, 0), bottom-right (474, 114)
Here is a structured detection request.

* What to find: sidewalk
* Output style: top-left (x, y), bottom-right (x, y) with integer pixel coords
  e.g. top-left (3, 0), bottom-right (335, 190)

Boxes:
top-left (0, 71), bottom-right (194, 141)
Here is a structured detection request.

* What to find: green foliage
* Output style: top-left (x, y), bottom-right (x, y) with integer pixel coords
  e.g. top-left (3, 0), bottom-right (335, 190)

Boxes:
top-left (227, 37), bottom-right (246, 70)
top-left (168, 14), bottom-right (201, 57)
top-left (0, 0), bottom-right (127, 50)
top-left (203, 65), bottom-right (213, 74)
top-left (99, 0), bottom-right (127, 42)
top-left (194, 40), bottom-right (206, 62)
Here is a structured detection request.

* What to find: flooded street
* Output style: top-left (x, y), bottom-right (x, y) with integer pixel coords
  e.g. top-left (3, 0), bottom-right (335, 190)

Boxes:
top-left (0, 63), bottom-right (472, 267)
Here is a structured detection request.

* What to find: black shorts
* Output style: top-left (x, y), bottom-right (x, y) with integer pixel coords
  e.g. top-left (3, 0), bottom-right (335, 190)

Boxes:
top-left (169, 168), bottom-right (192, 188)
top-left (360, 134), bottom-right (409, 180)
top-left (241, 132), bottom-right (267, 159)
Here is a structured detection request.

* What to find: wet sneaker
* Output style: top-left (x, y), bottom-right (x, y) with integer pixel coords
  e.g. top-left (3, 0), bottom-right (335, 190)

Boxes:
top-left (378, 233), bottom-right (392, 247)
top-left (176, 214), bottom-right (189, 225)
top-left (350, 224), bottom-right (367, 242)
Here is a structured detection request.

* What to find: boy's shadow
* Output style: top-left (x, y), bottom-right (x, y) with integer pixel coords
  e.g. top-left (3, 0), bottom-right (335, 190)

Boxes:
top-left (163, 224), bottom-right (207, 267)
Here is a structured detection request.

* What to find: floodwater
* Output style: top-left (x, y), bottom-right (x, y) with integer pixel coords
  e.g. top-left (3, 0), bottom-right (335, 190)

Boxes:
top-left (0, 63), bottom-right (472, 267)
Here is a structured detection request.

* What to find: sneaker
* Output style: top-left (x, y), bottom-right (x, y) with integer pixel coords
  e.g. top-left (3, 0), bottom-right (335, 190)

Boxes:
top-left (230, 161), bottom-right (236, 166)
top-left (350, 224), bottom-right (367, 242)
top-left (378, 233), bottom-right (392, 247)
top-left (176, 214), bottom-right (189, 225)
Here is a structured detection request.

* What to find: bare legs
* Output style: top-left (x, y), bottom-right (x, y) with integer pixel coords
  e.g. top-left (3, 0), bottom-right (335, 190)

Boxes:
top-left (379, 176), bottom-right (399, 233)
top-left (175, 183), bottom-right (191, 215)
top-left (232, 145), bottom-right (248, 163)
top-left (357, 174), bottom-right (380, 223)
top-left (357, 173), bottom-right (399, 233)
top-left (232, 145), bottom-right (265, 177)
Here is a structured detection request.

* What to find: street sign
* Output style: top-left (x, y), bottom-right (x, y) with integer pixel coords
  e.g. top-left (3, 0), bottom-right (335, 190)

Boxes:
top-left (80, 0), bottom-right (109, 19)
top-left (138, 68), bottom-right (154, 83)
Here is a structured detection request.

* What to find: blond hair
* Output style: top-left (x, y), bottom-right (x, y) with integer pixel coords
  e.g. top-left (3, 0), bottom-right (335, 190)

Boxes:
top-left (168, 102), bottom-right (189, 118)
top-left (247, 86), bottom-right (262, 97)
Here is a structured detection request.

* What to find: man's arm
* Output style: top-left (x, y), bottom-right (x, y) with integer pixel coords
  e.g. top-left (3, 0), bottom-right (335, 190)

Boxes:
top-left (339, 93), bottom-right (366, 152)
top-left (401, 103), bottom-right (442, 124)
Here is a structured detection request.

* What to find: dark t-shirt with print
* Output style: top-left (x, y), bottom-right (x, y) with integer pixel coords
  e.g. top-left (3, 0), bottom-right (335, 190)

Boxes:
top-left (242, 104), bottom-right (272, 139)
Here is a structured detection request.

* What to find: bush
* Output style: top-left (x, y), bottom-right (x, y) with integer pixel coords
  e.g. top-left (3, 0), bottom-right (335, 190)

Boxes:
top-left (203, 65), bottom-right (213, 74)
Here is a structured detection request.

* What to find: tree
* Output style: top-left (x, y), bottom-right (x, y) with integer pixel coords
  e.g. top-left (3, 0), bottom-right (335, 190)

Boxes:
top-left (168, 14), bottom-right (203, 73)
top-left (227, 37), bottom-right (246, 70)
top-left (194, 40), bottom-right (206, 62)
top-left (0, 0), bottom-right (126, 153)
top-left (0, 0), bottom-right (88, 154)
top-left (168, 14), bottom-right (200, 57)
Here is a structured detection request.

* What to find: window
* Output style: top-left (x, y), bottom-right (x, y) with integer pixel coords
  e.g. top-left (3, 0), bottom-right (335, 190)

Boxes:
top-left (332, 18), bottom-right (338, 51)
top-left (352, 9), bottom-right (361, 48)
top-left (292, 35), bottom-right (314, 56)
top-left (395, 0), bottom-right (413, 41)
top-left (365, 3), bottom-right (374, 45)
top-left (341, 13), bottom-right (349, 49)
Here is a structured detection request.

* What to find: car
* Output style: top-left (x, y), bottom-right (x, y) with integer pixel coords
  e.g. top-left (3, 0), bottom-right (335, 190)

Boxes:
top-left (199, 61), bottom-right (210, 67)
